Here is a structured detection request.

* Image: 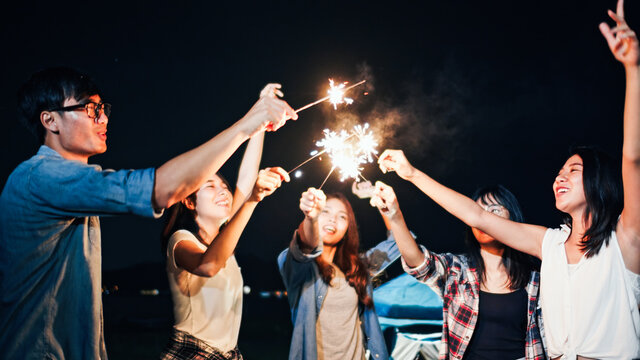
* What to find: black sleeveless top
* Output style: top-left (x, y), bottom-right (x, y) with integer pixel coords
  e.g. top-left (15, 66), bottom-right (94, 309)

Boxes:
top-left (464, 288), bottom-right (528, 359)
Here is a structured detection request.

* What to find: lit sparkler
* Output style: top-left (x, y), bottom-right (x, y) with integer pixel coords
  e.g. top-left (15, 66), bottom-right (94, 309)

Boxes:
top-left (327, 80), bottom-right (354, 109)
top-left (294, 79), bottom-right (366, 113)
top-left (352, 123), bottom-right (378, 162)
top-left (288, 123), bottom-right (379, 183)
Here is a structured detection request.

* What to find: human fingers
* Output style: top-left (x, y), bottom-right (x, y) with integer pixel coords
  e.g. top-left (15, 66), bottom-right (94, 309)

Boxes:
top-left (300, 190), bottom-right (316, 212)
top-left (600, 22), bottom-right (618, 51)
top-left (309, 188), bottom-right (326, 202)
top-left (608, 9), bottom-right (625, 25)
top-left (255, 169), bottom-right (280, 192)
top-left (266, 100), bottom-right (298, 131)
top-left (269, 167), bottom-right (291, 183)
top-left (378, 149), bottom-right (401, 173)
top-left (369, 194), bottom-right (384, 209)
top-left (282, 100), bottom-right (298, 121)
top-left (617, 0), bottom-right (624, 19)
top-left (352, 180), bottom-right (374, 198)
top-left (610, 24), bottom-right (630, 35)
top-left (375, 181), bottom-right (395, 201)
top-left (260, 83), bottom-right (283, 98)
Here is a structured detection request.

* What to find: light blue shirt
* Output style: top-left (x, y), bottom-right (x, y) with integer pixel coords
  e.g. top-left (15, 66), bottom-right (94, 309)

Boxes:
top-left (0, 145), bottom-right (160, 359)
top-left (278, 230), bottom-right (395, 360)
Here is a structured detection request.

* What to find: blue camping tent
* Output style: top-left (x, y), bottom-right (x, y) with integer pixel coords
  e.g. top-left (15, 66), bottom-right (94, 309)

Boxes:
top-left (373, 273), bottom-right (443, 331)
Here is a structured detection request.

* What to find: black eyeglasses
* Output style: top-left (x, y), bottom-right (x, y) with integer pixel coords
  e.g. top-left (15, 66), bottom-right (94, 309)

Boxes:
top-left (50, 102), bottom-right (111, 122)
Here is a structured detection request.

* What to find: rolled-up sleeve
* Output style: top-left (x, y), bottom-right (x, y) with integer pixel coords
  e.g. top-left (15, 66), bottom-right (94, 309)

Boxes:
top-left (401, 246), bottom-right (451, 298)
top-left (288, 230), bottom-right (322, 263)
top-left (28, 157), bottom-right (161, 218)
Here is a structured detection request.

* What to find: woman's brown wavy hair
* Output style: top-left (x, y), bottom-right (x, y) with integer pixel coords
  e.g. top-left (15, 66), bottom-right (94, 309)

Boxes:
top-left (314, 192), bottom-right (373, 308)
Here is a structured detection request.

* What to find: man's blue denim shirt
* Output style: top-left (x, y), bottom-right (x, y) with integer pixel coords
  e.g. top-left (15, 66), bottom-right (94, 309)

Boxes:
top-left (0, 146), bottom-right (160, 359)
top-left (278, 230), bottom-right (398, 360)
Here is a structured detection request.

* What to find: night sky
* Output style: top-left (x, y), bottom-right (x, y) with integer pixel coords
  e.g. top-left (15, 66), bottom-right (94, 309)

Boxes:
top-left (1, 0), bottom-right (636, 290)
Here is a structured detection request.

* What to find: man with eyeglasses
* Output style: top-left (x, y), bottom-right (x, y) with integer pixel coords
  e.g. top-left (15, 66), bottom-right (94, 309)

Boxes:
top-left (0, 67), bottom-right (297, 359)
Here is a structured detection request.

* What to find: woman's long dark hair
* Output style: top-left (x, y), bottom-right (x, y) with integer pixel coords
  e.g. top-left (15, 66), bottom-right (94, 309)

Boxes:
top-left (562, 146), bottom-right (623, 258)
top-left (465, 185), bottom-right (539, 290)
top-left (161, 174), bottom-right (231, 254)
top-left (315, 193), bottom-right (373, 308)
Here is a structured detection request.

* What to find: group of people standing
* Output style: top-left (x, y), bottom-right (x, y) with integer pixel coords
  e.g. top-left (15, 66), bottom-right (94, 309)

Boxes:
top-left (1, 1), bottom-right (639, 359)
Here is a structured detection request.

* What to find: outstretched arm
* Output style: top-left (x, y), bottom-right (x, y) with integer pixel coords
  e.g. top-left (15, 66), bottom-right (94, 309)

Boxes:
top-left (175, 167), bottom-right (290, 277)
top-left (297, 188), bottom-right (327, 253)
top-left (232, 84), bottom-right (287, 213)
top-left (153, 85), bottom-right (297, 209)
top-left (601, 0), bottom-right (640, 273)
top-left (370, 181), bottom-right (424, 267)
top-left (232, 132), bottom-right (264, 215)
top-left (378, 149), bottom-right (546, 258)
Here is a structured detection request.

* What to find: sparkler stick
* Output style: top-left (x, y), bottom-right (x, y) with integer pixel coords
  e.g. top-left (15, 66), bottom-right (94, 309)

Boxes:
top-left (286, 133), bottom-right (357, 174)
top-left (294, 80), bottom-right (366, 113)
top-left (318, 166), bottom-right (336, 190)
top-left (287, 149), bottom-right (327, 174)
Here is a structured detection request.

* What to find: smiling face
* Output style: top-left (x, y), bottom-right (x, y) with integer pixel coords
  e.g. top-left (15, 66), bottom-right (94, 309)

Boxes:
top-left (45, 94), bottom-right (109, 162)
top-left (318, 198), bottom-right (350, 247)
top-left (192, 174), bottom-right (233, 226)
top-left (553, 154), bottom-right (587, 216)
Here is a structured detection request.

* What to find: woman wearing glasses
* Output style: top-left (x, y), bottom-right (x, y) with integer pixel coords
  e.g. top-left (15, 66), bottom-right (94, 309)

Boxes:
top-left (374, 2), bottom-right (640, 357)
top-left (370, 182), bottom-right (545, 360)
top-left (159, 85), bottom-right (289, 360)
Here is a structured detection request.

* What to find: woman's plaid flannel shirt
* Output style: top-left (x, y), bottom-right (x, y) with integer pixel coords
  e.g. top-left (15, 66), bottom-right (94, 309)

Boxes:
top-left (403, 248), bottom-right (546, 360)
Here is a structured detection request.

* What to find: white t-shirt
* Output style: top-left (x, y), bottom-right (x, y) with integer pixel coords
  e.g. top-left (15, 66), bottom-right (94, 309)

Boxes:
top-left (540, 226), bottom-right (640, 359)
top-left (166, 230), bottom-right (243, 352)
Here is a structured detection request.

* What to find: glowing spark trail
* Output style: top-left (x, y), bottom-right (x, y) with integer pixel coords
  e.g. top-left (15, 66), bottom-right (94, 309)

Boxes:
top-left (352, 123), bottom-right (378, 162)
top-left (327, 80), bottom-right (354, 110)
top-left (294, 80), bottom-right (366, 113)
top-left (287, 124), bottom-right (378, 184)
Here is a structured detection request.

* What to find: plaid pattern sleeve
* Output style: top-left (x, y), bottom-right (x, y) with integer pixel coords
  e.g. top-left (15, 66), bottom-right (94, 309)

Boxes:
top-left (524, 271), bottom-right (547, 360)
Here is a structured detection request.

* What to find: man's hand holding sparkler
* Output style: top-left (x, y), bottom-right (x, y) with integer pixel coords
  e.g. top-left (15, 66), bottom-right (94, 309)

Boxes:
top-left (249, 167), bottom-right (290, 203)
top-left (378, 149), bottom-right (416, 180)
top-left (370, 181), bottom-right (400, 220)
top-left (239, 83), bottom-right (298, 137)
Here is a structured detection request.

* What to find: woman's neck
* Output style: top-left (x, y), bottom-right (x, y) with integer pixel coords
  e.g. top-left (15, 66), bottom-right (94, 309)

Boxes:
top-left (479, 244), bottom-right (505, 271)
top-left (195, 217), bottom-right (223, 246)
top-left (568, 210), bottom-right (590, 245)
top-left (322, 243), bottom-right (337, 264)
top-left (479, 244), bottom-right (512, 293)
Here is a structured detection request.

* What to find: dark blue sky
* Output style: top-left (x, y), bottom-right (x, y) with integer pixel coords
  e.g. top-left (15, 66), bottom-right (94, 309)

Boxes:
top-left (1, 0), bottom-right (634, 289)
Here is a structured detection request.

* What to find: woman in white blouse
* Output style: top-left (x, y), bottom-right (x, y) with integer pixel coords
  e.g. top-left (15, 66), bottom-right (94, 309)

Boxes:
top-left (159, 84), bottom-right (290, 359)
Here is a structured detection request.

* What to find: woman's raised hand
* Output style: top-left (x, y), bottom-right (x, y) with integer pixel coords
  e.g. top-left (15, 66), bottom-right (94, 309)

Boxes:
top-left (378, 149), bottom-right (416, 180)
top-left (299, 187), bottom-right (326, 220)
top-left (250, 167), bottom-right (290, 202)
top-left (352, 180), bottom-right (375, 199)
top-left (599, 0), bottom-right (638, 67)
top-left (370, 181), bottom-right (401, 219)
top-left (239, 84), bottom-right (298, 137)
